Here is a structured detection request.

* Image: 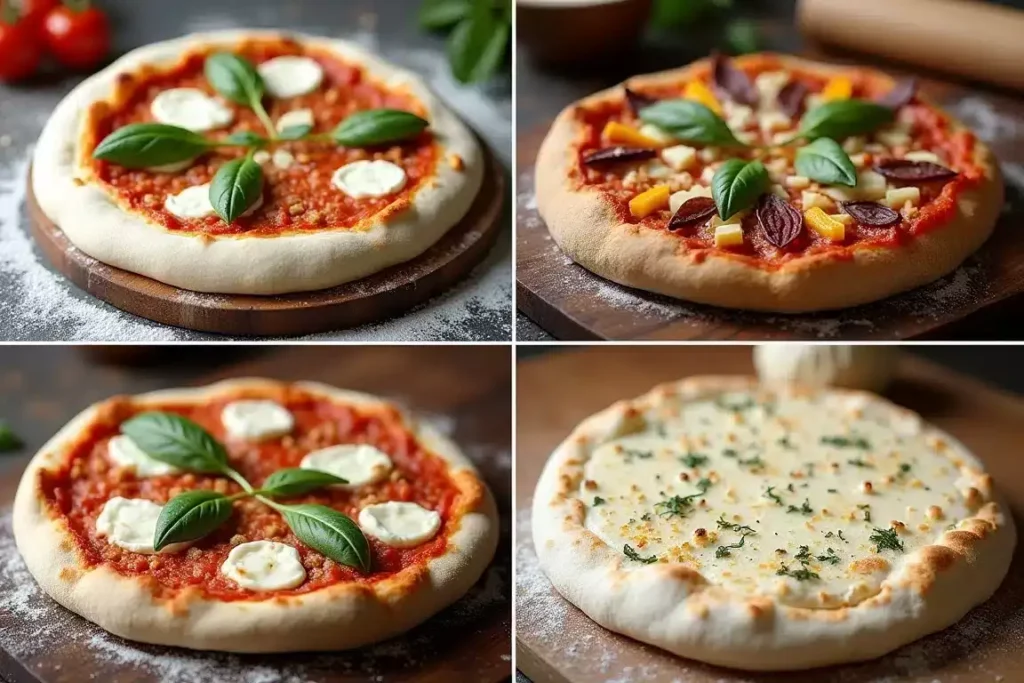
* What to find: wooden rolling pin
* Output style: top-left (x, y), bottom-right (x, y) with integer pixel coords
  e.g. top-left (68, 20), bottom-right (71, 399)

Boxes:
top-left (798, 0), bottom-right (1024, 91)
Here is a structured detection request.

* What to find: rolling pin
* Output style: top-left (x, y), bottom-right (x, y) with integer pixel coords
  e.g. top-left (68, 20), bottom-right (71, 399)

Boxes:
top-left (798, 0), bottom-right (1024, 91)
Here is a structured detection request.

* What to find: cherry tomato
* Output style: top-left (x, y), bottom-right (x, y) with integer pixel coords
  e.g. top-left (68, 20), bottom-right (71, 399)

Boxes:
top-left (42, 2), bottom-right (110, 71)
top-left (0, 18), bottom-right (43, 82)
top-left (18, 0), bottom-right (59, 35)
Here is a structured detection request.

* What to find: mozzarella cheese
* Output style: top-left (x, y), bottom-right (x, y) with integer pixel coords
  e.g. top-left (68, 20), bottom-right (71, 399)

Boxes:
top-left (253, 150), bottom-right (272, 165)
top-left (220, 541), bottom-right (306, 590)
top-left (221, 400), bottom-right (294, 441)
top-left (638, 124), bottom-right (676, 146)
top-left (95, 497), bottom-right (189, 554)
top-left (661, 145), bottom-right (697, 172)
top-left (645, 161), bottom-right (673, 180)
top-left (331, 160), bottom-right (407, 199)
top-left (164, 184), bottom-right (263, 220)
top-left (724, 101), bottom-right (754, 130)
top-left (876, 129), bottom-right (911, 148)
top-left (754, 71), bottom-right (790, 109)
top-left (257, 56), bottom-right (324, 99)
top-left (758, 111), bottom-right (792, 135)
top-left (801, 191), bottom-right (833, 211)
top-left (151, 88), bottom-right (234, 132)
top-left (669, 185), bottom-right (712, 215)
top-left (359, 501), bottom-right (441, 548)
top-left (784, 175), bottom-right (811, 190)
top-left (300, 444), bottom-right (393, 487)
top-left (754, 345), bottom-right (899, 391)
top-left (107, 435), bottom-right (180, 477)
top-left (905, 150), bottom-right (942, 164)
top-left (713, 224), bottom-right (744, 248)
top-left (276, 108), bottom-right (315, 133)
top-left (886, 186), bottom-right (921, 209)
top-left (272, 149), bottom-right (296, 170)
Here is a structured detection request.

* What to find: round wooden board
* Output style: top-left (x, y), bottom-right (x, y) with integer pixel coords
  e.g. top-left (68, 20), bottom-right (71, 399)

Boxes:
top-left (28, 148), bottom-right (506, 337)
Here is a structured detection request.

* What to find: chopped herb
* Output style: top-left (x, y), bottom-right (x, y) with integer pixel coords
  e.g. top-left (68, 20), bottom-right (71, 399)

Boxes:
top-left (825, 531), bottom-right (833, 538)
top-left (817, 548), bottom-right (840, 564)
top-left (777, 435), bottom-right (795, 450)
top-left (846, 458), bottom-right (874, 468)
top-left (824, 530), bottom-right (847, 542)
top-left (716, 396), bottom-right (757, 412)
top-left (821, 435), bottom-right (871, 450)
top-left (857, 503), bottom-right (872, 523)
top-left (0, 421), bottom-right (22, 452)
top-left (715, 533), bottom-right (750, 558)
top-left (827, 488), bottom-right (838, 494)
top-left (654, 478), bottom-right (712, 518)
top-left (777, 564), bottom-right (820, 581)
top-left (764, 486), bottom-right (784, 505)
top-left (899, 463), bottom-right (912, 474)
top-left (640, 512), bottom-right (652, 522)
top-left (738, 455), bottom-right (765, 469)
top-left (794, 545), bottom-right (811, 562)
top-left (786, 483), bottom-right (795, 493)
top-left (623, 448), bottom-right (653, 462)
top-left (869, 526), bottom-right (905, 553)
top-left (623, 544), bottom-right (658, 564)
top-left (679, 452), bottom-right (709, 468)
top-left (592, 496), bottom-right (606, 507)
top-left (715, 514), bottom-right (756, 535)
top-left (787, 499), bottom-right (813, 516)
top-left (722, 448), bottom-right (739, 458)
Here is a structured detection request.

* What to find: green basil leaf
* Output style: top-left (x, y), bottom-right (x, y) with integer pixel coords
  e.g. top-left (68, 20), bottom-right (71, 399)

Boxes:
top-left (331, 109), bottom-right (430, 147)
top-left (419, 0), bottom-right (471, 29)
top-left (121, 412), bottom-right (228, 473)
top-left (795, 100), bottom-right (894, 141)
top-left (0, 421), bottom-right (22, 452)
top-left (447, 0), bottom-right (510, 84)
top-left (795, 137), bottom-right (857, 187)
top-left (92, 123), bottom-right (210, 168)
top-left (280, 503), bottom-right (371, 572)
top-left (639, 99), bottom-right (745, 147)
top-left (262, 468), bottom-right (347, 497)
top-left (205, 53), bottom-right (265, 107)
top-left (277, 124), bottom-right (313, 141)
top-left (224, 131), bottom-right (268, 147)
top-left (154, 490), bottom-right (233, 550)
top-left (712, 159), bottom-right (770, 220)
top-left (210, 156), bottom-right (264, 223)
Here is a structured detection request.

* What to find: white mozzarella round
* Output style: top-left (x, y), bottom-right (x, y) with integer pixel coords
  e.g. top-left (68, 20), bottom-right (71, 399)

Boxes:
top-left (95, 497), bottom-right (189, 554)
top-left (220, 540), bottom-right (307, 591)
top-left (107, 435), bottom-right (180, 477)
top-left (164, 184), bottom-right (263, 220)
top-left (151, 88), bottom-right (234, 132)
top-left (272, 149), bottom-right (296, 170)
top-left (358, 501), bottom-right (441, 548)
top-left (257, 56), bottom-right (324, 99)
top-left (300, 444), bottom-right (393, 488)
top-left (276, 108), bottom-right (315, 133)
top-left (221, 400), bottom-right (294, 441)
top-left (150, 158), bottom-right (198, 173)
top-left (331, 160), bottom-right (407, 199)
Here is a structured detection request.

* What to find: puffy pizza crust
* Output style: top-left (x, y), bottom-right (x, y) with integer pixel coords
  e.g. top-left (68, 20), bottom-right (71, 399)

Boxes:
top-left (536, 54), bottom-right (1004, 313)
top-left (13, 379), bottom-right (499, 653)
top-left (531, 376), bottom-right (1015, 670)
top-left (32, 30), bottom-right (484, 295)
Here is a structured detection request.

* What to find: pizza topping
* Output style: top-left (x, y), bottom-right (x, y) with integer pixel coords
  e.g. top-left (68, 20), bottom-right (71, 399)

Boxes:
top-left (331, 160), bottom-right (408, 199)
top-left (669, 185), bottom-right (712, 214)
top-left (683, 80), bottom-right (724, 115)
top-left (640, 99), bottom-right (746, 147)
top-left (300, 444), bottom-right (393, 488)
top-left (713, 223), bottom-right (744, 248)
top-left (96, 497), bottom-right (191, 554)
top-left (222, 400), bottom-right (294, 441)
top-left (582, 146), bottom-right (658, 166)
top-left (885, 186), bottom-right (921, 209)
top-left (256, 55), bottom-right (324, 99)
top-left (107, 434), bottom-right (181, 477)
top-left (624, 86), bottom-right (657, 116)
top-left (776, 80), bottom-right (809, 119)
top-left (358, 502), bottom-right (441, 548)
top-left (711, 159), bottom-right (770, 220)
top-left (793, 99), bottom-right (895, 142)
top-left (661, 144), bottom-right (698, 172)
top-left (711, 52), bottom-right (758, 106)
top-left (271, 149), bottom-right (296, 170)
top-left (220, 540), bottom-right (307, 590)
top-left (164, 184), bottom-right (219, 219)
top-left (874, 159), bottom-right (958, 182)
top-left (876, 78), bottom-right (917, 110)
top-left (153, 490), bottom-right (235, 550)
top-left (629, 185), bottom-right (671, 219)
top-left (276, 108), bottom-right (316, 137)
top-left (804, 207), bottom-right (845, 241)
top-left (820, 76), bottom-right (853, 102)
top-left (841, 201), bottom-right (901, 226)
top-left (668, 196), bottom-right (716, 231)
top-left (794, 137), bottom-right (857, 187)
top-left (93, 123), bottom-right (213, 170)
top-left (756, 193), bottom-right (803, 248)
top-left (150, 88), bottom-right (234, 132)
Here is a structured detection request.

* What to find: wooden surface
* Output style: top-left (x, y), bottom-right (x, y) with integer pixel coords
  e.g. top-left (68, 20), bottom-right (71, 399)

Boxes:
top-left (515, 346), bottom-right (1024, 682)
top-left (516, 67), bottom-right (1024, 341)
top-left (0, 346), bottom-right (512, 683)
top-left (27, 149), bottom-right (506, 338)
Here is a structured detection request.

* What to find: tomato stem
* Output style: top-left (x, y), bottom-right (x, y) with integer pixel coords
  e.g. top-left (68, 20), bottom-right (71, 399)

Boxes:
top-left (0, 1), bottom-right (20, 24)
top-left (63, 0), bottom-right (91, 13)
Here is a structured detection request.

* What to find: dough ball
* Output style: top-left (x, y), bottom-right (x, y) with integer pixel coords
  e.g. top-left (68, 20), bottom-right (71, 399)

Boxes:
top-left (753, 345), bottom-right (899, 393)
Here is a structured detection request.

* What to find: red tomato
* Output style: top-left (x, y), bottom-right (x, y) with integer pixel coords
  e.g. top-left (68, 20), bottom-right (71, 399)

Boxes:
top-left (42, 3), bottom-right (110, 70)
top-left (0, 18), bottom-right (43, 82)
top-left (18, 0), bottom-right (59, 34)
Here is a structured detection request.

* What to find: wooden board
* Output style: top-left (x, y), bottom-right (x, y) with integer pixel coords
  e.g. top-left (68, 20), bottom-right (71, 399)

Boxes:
top-left (0, 346), bottom-right (512, 683)
top-left (28, 149), bottom-right (506, 337)
top-left (516, 346), bottom-right (1024, 682)
top-left (516, 73), bottom-right (1024, 341)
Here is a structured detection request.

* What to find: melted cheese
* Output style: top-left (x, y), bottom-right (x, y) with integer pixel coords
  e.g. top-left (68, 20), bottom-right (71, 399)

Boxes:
top-left (257, 56), bottom-right (324, 98)
top-left (107, 435), bottom-right (180, 477)
top-left (358, 502), bottom-right (441, 548)
top-left (220, 541), bottom-right (306, 590)
top-left (95, 497), bottom-right (189, 554)
top-left (221, 400), bottom-right (294, 441)
top-left (300, 444), bottom-right (393, 488)
top-left (331, 160), bottom-right (407, 199)
top-left (164, 184), bottom-right (263, 220)
top-left (276, 108), bottom-right (315, 133)
top-left (151, 88), bottom-right (234, 132)
top-left (581, 389), bottom-right (984, 609)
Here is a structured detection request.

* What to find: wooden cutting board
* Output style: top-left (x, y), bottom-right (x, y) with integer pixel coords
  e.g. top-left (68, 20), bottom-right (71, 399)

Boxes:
top-left (28, 147), bottom-right (505, 337)
top-left (516, 346), bottom-right (1024, 682)
top-left (516, 65), bottom-right (1024, 340)
top-left (0, 346), bottom-right (512, 683)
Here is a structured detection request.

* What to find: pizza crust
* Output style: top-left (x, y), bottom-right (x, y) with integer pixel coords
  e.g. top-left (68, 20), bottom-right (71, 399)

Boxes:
top-left (536, 54), bottom-right (1004, 313)
top-left (32, 30), bottom-right (485, 295)
top-left (13, 379), bottom-right (499, 652)
top-left (531, 376), bottom-right (1015, 670)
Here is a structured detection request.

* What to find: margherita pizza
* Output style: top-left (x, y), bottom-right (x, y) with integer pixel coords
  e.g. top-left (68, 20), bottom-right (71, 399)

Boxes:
top-left (532, 377), bottom-right (1015, 670)
top-left (535, 53), bottom-right (1003, 312)
top-left (13, 379), bottom-right (498, 652)
top-left (32, 30), bottom-right (483, 295)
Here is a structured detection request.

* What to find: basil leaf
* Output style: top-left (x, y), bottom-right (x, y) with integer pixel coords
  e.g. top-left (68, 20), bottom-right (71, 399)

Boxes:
top-left (712, 159), bottom-right (770, 220)
top-left (210, 156), bottom-right (264, 223)
top-left (795, 100), bottom-right (894, 141)
top-left (224, 131), bottom-right (268, 147)
top-left (277, 124), bottom-right (313, 141)
top-left (93, 123), bottom-right (210, 168)
top-left (262, 468), bottom-right (347, 497)
top-left (639, 99), bottom-right (745, 147)
top-left (447, 0), bottom-right (510, 84)
top-left (795, 137), bottom-right (857, 187)
top-left (419, 0), bottom-right (471, 29)
top-left (205, 53), bottom-right (265, 107)
top-left (0, 421), bottom-right (22, 452)
top-left (280, 503), bottom-right (371, 572)
top-left (332, 109), bottom-right (430, 147)
top-left (121, 412), bottom-right (228, 473)
top-left (154, 490), bottom-right (233, 550)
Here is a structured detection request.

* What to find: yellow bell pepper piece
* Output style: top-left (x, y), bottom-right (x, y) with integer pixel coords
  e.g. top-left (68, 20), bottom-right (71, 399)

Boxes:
top-left (683, 80), bottom-right (723, 115)
top-left (602, 121), bottom-right (666, 149)
top-left (714, 224), bottom-right (744, 248)
top-left (821, 77), bottom-right (853, 102)
top-left (804, 206), bottom-right (846, 241)
top-left (629, 185), bottom-right (671, 219)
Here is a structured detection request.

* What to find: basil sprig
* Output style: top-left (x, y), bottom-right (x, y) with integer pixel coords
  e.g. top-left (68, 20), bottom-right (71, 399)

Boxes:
top-left (332, 109), bottom-right (431, 147)
top-left (278, 124), bottom-right (314, 141)
top-left (205, 52), bottom-right (276, 137)
top-left (154, 490), bottom-right (234, 551)
top-left (0, 421), bottom-right (22, 452)
top-left (93, 124), bottom-right (213, 168)
top-left (448, 0), bottom-right (511, 84)
top-left (794, 137), bottom-right (857, 187)
top-left (210, 154), bottom-right (264, 224)
top-left (792, 100), bottom-right (894, 142)
top-left (122, 412), bottom-right (228, 473)
top-left (639, 99), bottom-right (746, 147)
top-left (262, 468), bottom-right (348, 497)
top-left (279, 503), bottom-right (372, 572)
top-left (712, 159), bottom-right (770, 220)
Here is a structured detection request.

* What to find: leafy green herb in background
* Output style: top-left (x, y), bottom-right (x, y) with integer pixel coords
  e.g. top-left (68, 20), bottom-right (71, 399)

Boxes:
top-left (0, 421), bottom-right (22, 452)
top-left (420, 0), bottom-right (511, 83)
top-left (652, 0), bottom-right (761, 54)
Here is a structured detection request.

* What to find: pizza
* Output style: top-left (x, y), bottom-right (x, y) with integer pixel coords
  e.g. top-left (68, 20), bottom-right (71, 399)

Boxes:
top-left (13, 379), bottom-right (498, 652)
top-left (31, 30), bottom-right (483, 295)
top-left (531, 376), bottom-right (1015, 670)
top-left (535, 53), bottom-right (1003, 312)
